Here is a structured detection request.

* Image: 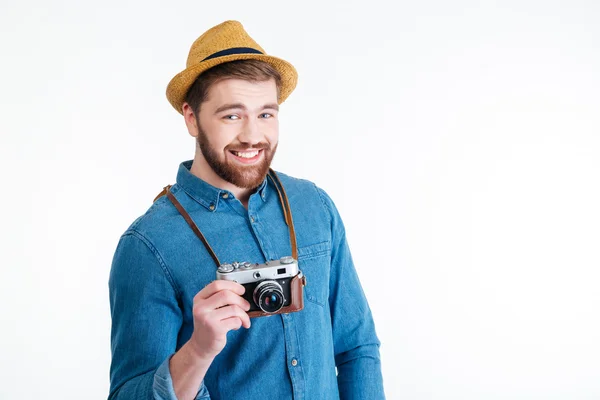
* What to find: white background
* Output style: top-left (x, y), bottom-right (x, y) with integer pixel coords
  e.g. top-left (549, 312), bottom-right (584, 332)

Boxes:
top-left (1, 1), bottom-right (599, 399)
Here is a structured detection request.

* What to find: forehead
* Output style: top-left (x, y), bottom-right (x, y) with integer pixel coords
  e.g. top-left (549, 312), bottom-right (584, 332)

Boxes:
top-left (205, 78), bottom-right (278, 108)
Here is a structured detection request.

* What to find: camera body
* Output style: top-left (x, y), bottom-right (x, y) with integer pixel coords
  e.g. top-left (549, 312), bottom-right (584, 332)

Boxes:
top-left (216, 256), bottom-right (306, 318)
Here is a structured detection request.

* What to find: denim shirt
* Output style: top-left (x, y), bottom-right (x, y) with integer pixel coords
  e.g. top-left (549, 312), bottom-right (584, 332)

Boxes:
top-left (108, 161), bottom-right (385, 400)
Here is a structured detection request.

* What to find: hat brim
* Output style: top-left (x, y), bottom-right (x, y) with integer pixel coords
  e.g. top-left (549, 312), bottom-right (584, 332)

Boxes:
top-left (166, 53), bottom-right (298, 114)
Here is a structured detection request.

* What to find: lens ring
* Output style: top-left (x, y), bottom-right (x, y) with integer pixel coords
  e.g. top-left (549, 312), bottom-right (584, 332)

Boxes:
top-left (253, 280), bottom-right (285, 313)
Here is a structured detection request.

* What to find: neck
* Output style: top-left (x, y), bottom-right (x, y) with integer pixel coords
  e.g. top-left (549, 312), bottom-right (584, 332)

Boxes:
top-left (189, 153), bottom-right (253, 208)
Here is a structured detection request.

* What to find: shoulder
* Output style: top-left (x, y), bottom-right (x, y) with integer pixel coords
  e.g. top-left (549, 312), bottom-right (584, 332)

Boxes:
top-left (118, 186), bottom-right (184, 245)
top-left (272, 171), bottom-right (316, 191)
top-left (272, 170), bottom-right (334, 200)
top-left (110, 192), bottom-right (185, 296)
top-left (271, 171), bottom-right (338, 226)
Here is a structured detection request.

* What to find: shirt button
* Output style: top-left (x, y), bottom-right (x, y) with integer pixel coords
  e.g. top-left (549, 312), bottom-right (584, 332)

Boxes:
top-left (250, 216), bottom-right (255, 223)
top-left (291, 359), bottom-right (298, 367)
top-left (209, 204), bottom-right (215, 211)
top-left (222, 193), bottom-right (229, 199)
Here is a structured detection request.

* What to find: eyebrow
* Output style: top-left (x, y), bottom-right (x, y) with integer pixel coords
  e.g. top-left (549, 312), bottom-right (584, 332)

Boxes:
top-left (214, 103), bottom-right (279, 115)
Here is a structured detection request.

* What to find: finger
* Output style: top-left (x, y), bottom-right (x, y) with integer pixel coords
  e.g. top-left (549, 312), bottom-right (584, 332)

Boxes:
top-left (204, 289), bottom-right (251, 312)
top-left (221, 316), bottom-right (243, 332)
top-left (213, 305), bottom-right (252, 329)
top-left (195, 280), bottom-right (245, 300)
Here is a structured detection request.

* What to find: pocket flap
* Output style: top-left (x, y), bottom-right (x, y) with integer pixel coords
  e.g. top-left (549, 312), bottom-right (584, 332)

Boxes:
top-left (297, 241), bottom-right (331, 260)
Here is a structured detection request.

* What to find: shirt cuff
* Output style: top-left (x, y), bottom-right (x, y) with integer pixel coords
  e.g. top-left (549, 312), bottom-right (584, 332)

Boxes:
top-left (153, 353), bottom-right (211, 400)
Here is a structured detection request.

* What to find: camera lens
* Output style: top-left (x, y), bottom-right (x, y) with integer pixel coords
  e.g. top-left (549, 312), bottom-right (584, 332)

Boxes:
top-left (253, 281), bottom-right (285, 313)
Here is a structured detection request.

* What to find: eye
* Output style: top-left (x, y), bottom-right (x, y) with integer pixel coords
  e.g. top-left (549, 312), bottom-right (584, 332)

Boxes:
top-left (224, 115), bottom-right (240, 120)
top-left (259, 113), bottom-right (273, 119)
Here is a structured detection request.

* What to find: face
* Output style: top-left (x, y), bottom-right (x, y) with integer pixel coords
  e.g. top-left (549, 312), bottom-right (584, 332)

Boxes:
top-left (185, 78), bottom-right (280, 189)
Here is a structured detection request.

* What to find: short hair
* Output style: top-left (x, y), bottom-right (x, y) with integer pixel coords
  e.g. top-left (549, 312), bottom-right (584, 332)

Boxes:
top-left (184, 59), bottom-right (282, 115)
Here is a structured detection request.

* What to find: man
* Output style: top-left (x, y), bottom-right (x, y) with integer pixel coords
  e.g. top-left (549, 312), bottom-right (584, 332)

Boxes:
top-left (108, 20), bottom-right (384, 400)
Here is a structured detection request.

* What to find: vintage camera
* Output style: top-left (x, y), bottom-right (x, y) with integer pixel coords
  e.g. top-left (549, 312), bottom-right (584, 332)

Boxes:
top-left (216, 256), bottom-right (306, 318)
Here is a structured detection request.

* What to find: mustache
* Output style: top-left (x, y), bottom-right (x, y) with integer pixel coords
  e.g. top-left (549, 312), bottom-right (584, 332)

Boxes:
top-left (225, 143), bottom-right (270, 152)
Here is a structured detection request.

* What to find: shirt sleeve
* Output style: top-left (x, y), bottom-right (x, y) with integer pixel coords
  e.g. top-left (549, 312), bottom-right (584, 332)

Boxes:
top-left (108, 231), bottom-right (210, 400)
top-left (316, 187), bottom-right (386, 400)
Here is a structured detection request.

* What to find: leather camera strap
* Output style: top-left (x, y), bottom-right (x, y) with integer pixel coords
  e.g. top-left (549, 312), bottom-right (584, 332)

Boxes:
top-left (155, 168), bottom-right (298, 267)
top-left (266, 169), bottom-right (298, 261)
top-left (166, 189), bottom-right (221, 267)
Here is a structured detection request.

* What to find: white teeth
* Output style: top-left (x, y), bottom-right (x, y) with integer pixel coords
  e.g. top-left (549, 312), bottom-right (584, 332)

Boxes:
top-left (233, 150), bottom-right (259, 158)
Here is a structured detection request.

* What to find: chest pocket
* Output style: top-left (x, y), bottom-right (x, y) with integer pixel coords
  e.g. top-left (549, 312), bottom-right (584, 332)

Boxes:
top-left (297, 240), bottom-right (331, 308)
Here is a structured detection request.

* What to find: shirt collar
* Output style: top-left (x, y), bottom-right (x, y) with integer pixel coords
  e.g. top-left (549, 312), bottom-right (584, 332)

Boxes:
top-left (176, 160), bottom-right (269, 211)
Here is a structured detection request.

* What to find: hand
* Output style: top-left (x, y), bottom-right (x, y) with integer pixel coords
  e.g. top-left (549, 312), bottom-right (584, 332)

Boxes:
top-left (188, 280), bottom-right (252, 361)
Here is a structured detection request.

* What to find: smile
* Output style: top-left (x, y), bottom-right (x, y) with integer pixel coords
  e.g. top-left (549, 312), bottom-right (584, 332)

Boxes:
top-left (231, 150), bottom-right (260, 158)
top-left (229, 149), bottom-right (264, 164)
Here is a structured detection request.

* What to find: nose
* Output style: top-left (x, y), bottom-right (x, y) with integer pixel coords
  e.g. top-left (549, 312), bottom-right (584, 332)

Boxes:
top-left (237, 118), bottom-right (262, 146)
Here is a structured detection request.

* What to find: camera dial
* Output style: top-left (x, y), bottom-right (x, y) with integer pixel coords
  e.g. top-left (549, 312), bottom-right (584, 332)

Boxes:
top-left (280, 256), bottom-right (294, 264)
top-left (240, 262), bottom-right (253, 270)
top-left (218, 264), bottom-right (234, 273)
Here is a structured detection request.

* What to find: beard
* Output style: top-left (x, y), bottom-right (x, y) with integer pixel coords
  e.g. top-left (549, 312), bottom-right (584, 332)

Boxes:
top-left (195, 117), bottom-right (278, 189)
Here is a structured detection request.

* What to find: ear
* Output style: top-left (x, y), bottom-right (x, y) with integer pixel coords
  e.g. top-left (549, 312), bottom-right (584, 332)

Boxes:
top-left (182, 102), bottom-right (198, 138)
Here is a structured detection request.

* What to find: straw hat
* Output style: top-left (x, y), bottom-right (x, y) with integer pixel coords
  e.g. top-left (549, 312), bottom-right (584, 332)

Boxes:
top-left (166, 20), bottom-right (298, 114)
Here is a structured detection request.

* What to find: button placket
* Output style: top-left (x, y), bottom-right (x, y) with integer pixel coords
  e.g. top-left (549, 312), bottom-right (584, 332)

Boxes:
top-left (280, 312), bottom-right (305, 398)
